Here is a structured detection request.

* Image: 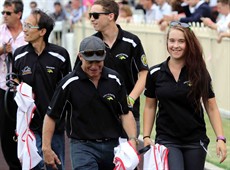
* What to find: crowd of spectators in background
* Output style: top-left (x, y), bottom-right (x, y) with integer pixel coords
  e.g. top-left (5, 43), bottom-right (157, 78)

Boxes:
top-left (1, 0), bottom-right (227, 42)
top-left (47, 0), bottom-right (229, 42)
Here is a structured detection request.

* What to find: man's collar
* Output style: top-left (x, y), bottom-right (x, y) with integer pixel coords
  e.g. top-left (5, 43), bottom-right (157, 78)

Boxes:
top-left (94, 24), bottom-right (123, 42)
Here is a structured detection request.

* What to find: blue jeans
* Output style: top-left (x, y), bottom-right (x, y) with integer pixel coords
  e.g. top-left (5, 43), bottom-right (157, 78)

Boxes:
top-left (70, 138), bottom-right (119, 170)
top-left (32, 132), bottom-right (65, 170)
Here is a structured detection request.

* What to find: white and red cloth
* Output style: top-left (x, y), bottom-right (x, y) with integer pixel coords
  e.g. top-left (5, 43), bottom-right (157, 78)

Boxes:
top-left (113, 138), bottom-right (140, 170)
top-left (143, 144), bottom-right (169, 170)
top-left (14, 82), bottom-right (41, 170)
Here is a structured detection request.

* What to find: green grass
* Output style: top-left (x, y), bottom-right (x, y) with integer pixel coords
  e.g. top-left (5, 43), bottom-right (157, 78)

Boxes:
top-left (139, 95), bottom-right (230, 169)
top-left (205, 115), bottom-right (230, 170)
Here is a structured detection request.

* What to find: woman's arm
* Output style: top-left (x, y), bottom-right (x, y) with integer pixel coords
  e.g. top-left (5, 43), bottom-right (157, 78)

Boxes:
top-left (204, 98), bottom-right (227, 163)
top-left (143, 97), bottom-right (157, 146)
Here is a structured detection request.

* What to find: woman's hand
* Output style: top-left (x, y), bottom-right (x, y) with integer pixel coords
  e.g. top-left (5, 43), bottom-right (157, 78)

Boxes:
top-left (216, 140), bottom-right (227, 163)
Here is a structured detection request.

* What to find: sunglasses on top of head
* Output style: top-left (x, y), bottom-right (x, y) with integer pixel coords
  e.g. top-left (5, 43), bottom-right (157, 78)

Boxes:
top-left (1, 11), bottom-right (14, 16)
top-left (170, 21), bottom-right (191, 28)
top-left (89, 12), bottom-right (111, 19)
top-left (80, 50), bottom-right (105, 57)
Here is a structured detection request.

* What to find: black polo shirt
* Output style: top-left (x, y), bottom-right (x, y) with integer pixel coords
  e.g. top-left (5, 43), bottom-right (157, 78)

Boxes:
top-left (47, 64), bottom-right (129, 140)
top-left (144, 57), bottom-right (214, 143)
top-left (94, 25), bottom-right (149, 120)
top-left (13, 43), bottom-right (71, 133)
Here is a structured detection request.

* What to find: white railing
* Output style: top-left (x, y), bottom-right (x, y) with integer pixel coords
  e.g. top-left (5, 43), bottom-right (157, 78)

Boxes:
top-left (59, 21), bottom-right (230, 117)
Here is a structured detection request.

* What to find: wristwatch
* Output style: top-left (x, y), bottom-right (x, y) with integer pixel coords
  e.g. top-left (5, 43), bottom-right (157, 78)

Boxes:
top-left (216, 136), bottom-right (226, 143)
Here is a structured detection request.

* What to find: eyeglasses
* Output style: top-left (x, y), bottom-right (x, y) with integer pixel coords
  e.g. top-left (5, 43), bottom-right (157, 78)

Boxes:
top-left (23, 23), bottom-right (39, 30)
top-left (170, 21), bottom-right (190, 28)
top-left (89, 12), bottom-right (111, 19)
top-left (80, 50), bottom-right (105, 57)
top-left (1, 11), bottom-right (13, 16)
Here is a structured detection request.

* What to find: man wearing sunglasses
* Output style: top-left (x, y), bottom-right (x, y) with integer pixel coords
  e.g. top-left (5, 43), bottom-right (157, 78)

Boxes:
top-left (0, 0), bottom-right (27, 170)
top-left (88, 0), bottom-right (149, 140)
top-left (13, 9), bottom-right (71, 170)
top-left (42, 36), bottom-right (138, 170)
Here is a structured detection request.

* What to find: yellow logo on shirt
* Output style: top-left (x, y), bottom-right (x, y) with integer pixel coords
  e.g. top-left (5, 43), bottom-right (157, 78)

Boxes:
top-left (47, 69), bottom-right (53, 73)
top-left (116, 53), bottom-right (128, 60)
top-left (107, 96), bottom-right (114, 101)
top-left (103, 93), bottom-right (115, 101)
top-left (141, 54), bottom-right (148, 66)
top-left (46, 66), bottom-right (55, 74)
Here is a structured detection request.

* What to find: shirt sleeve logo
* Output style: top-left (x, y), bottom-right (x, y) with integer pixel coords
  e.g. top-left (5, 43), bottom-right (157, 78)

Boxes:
top-left (103, 93), bottom-right (115, 101)
top-left (141, 54), bottom-right (148, 66)
top-left (21, 66), bottom-right (32, 75)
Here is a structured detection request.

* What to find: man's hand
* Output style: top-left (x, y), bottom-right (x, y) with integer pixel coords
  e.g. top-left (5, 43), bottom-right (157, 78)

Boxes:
top-left (129, 138), bottom-right (138, 150)
top-left (43, 148), bottom-right (61, 170)
top-left (3, 38), bottom-right (13, 54)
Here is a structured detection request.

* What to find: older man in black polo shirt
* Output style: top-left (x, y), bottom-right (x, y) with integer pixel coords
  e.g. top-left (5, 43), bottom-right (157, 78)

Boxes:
top-left (42, 36), bottom-right (138, 170)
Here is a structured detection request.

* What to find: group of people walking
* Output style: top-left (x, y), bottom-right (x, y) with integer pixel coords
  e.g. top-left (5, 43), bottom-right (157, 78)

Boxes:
top-left (0, 0), bottom-right (227, 170)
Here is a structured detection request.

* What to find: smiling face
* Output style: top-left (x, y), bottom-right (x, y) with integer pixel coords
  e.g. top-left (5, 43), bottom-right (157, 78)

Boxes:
top-left (167, 28), bottom-right (186, 61)
top-left (89, 4), bottom-right (112, 32)
top-left (79, 54), bottom-right (104, 80)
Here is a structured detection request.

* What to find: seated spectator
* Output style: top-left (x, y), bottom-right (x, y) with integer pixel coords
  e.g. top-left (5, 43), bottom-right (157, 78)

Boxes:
top-left (207, 0), bottom-right (219, 22)
top-left (135, 0), bottom-right (146, 14)
top-left (67, 0), bottom-right (87, 31)
top-left (201, 0), bottom-right (230, 32)
top-left (71, 0), bottom-right (87, 22)
top-left (155, 0), bottom-right (172, 21)
top-left (142, 0), bottom-right (158, 23)
top-left (175, 0), bottom-right (211, 23)
top-left (65, 0), bottom-right (72, 15)
top-left (22, 1), bottom-right (38, 21)
top-left (159, 0), bottom-right (211, 30)
top-left (169, 0), bottom-right (185, 14)
top-left (50, 1), bottom-right (67, 45)
top-left (50, 1), bottom-right (67, 21)
top-left (117, 4), bottom-right (133, 22)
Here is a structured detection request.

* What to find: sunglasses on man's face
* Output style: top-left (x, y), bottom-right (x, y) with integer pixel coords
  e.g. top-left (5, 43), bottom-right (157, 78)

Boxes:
top-left (170, 21), bottom-right (190, 28)
top-left (1, 11), bottom-right (14, 16)
top-left (80, 50), bottom-right (105, 57)
top-left (89, 12), bottom-right (110, 19)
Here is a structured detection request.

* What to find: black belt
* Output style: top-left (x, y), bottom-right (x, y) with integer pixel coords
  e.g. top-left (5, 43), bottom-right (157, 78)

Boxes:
top-left (78, 138), bottom-right (117, 143)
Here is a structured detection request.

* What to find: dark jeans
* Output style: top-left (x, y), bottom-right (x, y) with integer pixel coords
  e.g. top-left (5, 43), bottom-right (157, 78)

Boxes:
top-left (0, 89), bottom-right (21, 170)
top-left (70, 138), bottom-right (119, 170)
top-left (32, 132), bottom-right (65, 170)
top-left (156, 138), bottom-right (208, 170)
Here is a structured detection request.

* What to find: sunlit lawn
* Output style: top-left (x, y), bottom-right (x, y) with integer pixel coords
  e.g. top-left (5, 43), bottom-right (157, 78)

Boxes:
top-left (205, 115), bottom-right (230, 170)
top-left (139, 95), bottom-right (230, 170)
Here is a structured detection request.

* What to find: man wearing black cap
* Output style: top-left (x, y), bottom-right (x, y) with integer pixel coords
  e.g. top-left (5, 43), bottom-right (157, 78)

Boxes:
top-left (42, 36), bottom-right (138, 170)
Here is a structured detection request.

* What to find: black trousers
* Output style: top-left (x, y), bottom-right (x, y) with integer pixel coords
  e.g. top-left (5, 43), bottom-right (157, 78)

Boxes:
top-left (0, 88), bottom-right (21, 170)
